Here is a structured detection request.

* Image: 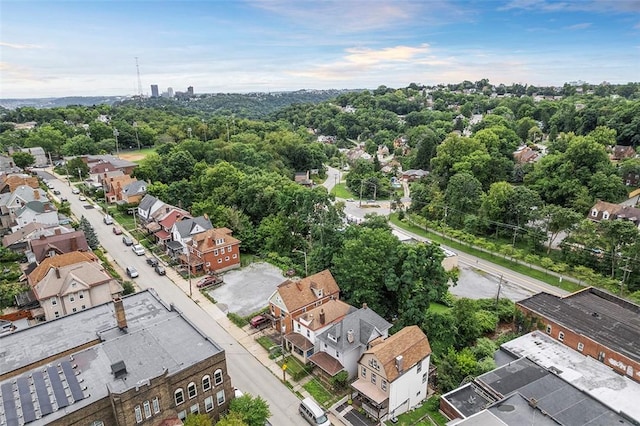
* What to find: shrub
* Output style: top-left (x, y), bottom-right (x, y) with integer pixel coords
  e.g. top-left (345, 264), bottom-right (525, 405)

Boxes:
top-left (330, 371), bottom-right (349, 391)
top-left (122, 281), bottom-right (135, 295)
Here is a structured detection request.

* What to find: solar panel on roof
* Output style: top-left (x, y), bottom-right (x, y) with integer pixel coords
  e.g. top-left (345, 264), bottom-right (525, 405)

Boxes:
top-left (46, 366), bottom-right (68, 408)
top-left (32, 371), bottom-right (53, 416)
top-left (1, 382), bottom-right (19, 426)
top-left (17, 377), bottom-right (36, 423)
top-left (61, 361), bottom-right (85, 402)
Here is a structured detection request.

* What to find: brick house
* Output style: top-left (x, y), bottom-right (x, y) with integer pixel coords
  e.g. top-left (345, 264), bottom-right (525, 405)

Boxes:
top-left (624, 170), bottom-right (640, 187)
top-left (268, 269), bottom-right (341, 334)
top-left (83, 155), bottom-right (138, 175)
top-left (103, 174), bottom-right (136, 203)
top-left (185, 227), bottom-right (241, 274)
top-left (0, 291), bottom-right (234, 425)
top-left (27, 252), bottom-right (123, 321)
top-left (351, 326), bottom-right (432, 422)
top-left (0, 173), bottom-right (39, 193)
top-left (516, 287), bottom-right (640, 383)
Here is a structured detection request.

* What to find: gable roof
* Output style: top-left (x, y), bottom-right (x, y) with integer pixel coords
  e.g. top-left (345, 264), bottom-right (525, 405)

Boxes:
top-left (29, 230), bottom-right (89, 262)
top-left (589, 200), bottom-right (623, 219)
top-left (0, 185), bottom-right (47, 207)
top-left (173, 216), bottom-right (213, 238)
top-left (15, 200), bottom-right (56, 217)
top-left (159, 209), bottom-right (190, 229)
top-left (2, 222), bottom-right (47, 247)
top-left (364, 325), bottom-right (432, 382)
top-left (275, 269), bottom-right (340, 313)
top-left (28, 252), bottom-right (98, 285)
top-left (1, 174), bottom-right (39, 192)
top-left (296, 299), bottom-right (355, 331)
top-left (191, 227), bottom-right (241, 252)
top-left (138, 194), bottom-right (159, 212)
top-left (122, 180), bottom-right (148, 196)
top-left (318, 304), bottom-right (392, 351)
top-left (33, 261), bottom-right (117, 300)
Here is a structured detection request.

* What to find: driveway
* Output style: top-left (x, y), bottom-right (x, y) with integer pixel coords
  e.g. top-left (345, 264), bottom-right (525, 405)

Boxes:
top-left (207, 262), bottom-right (285, 317)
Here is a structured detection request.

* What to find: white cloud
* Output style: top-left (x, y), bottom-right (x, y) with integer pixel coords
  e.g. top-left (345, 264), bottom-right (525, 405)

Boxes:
top-left (564, 22), bottom-right (592, 30)
top-left (0, 41), bottom-right (43, 49)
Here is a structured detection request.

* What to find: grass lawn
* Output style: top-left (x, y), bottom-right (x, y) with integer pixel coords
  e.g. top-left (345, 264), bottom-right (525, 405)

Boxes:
top-left (384, 396), bottom-right (448, 426)
top-left (302, 379), bottom-right (334, 407)
top-left (331, 183), bottom-right (356, 199)
top-left (389, 216), bottom-right (582, 294)
top-left (428, 303), bottom-right (451, 314)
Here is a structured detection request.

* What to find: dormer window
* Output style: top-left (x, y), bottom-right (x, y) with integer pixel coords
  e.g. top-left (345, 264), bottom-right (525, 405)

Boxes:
top-left (591, 209), bottom-right (598, 217)
top-left (328, 333), bottom-right (338, 343)
top-left (603, 212), bottom-right (610, 219)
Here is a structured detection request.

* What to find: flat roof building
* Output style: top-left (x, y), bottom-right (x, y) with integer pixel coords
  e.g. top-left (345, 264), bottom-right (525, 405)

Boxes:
top-left (0, 290), bottom-right (233, 425)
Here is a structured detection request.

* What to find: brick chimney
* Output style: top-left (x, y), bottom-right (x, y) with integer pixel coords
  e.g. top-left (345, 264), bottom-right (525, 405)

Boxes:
top-left (70, 236), bottom-right (78, 251)
top-left (55, 267), bottom-right (60, 279)
top-left (319, 309), bottom-right (325, 325)
top-left (33, 190), bottom-right (40, 200)
top-left (54, 228), bottom-right (62, 235)
top-left (114, 297), bottom-right (127, 330)
top-left (362, 303), bottom-right (368, 310)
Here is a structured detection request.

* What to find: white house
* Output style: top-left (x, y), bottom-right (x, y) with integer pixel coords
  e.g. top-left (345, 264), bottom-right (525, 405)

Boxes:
top-left (171, 216), bottom-right (213, 251)
top-left (310, 303), bottom-right (391, 380)
top-left (12, 201), bottom-right (58, 232)
top-left (351, 325), bottom-right (432, 422)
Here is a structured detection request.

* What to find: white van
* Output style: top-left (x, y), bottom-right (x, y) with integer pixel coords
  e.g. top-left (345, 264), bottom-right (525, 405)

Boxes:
top-left (299, 397), bottom-right (330, 426)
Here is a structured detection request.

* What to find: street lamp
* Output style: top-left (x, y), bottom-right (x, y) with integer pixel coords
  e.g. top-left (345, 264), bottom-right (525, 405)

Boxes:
top-left (292, 249), bottom-right (308, 277)
top-left (113, 128), bottom-right (120, 157)
top-left (133, 122), bottom-right (140, 151)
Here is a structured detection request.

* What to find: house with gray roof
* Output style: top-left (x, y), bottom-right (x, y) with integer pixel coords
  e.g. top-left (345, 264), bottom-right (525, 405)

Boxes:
top-left (21, 147), bottom-right (48, 167)
top-left (120, 179), bottom-right (148, 204)
top-left (137, 194), bottom-right (166, 223)
top-left (310, 303), bottom-right (391, 380)
top-left (0, 185), bottom-right (49, 229)
top-left (0, 155), bottom-right (20, 174)
top-left (171, 216), bottom-right (213, 249)
top-left (12, 200), bottom-right (58, 232)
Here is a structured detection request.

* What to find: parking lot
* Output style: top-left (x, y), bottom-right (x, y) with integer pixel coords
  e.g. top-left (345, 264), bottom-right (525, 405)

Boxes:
top-left (207, 262), bottom-right (286, 317)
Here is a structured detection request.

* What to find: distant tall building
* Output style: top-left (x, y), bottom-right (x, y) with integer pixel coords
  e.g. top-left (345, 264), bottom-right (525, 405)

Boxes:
top-left (150, 84), bottom-right (159, 98)
top-left (167, 87), bottom-right (174, 97)
top-left (187, 86), bottom-right (194, 96)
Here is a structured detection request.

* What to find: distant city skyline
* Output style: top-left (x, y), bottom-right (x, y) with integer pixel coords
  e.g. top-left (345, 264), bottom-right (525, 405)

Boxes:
top-left (1, 0), bottom-right (639, 98)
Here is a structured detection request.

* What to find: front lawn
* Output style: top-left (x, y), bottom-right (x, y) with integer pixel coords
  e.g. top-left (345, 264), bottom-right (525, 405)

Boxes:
top-left (303, 379), bottom-right (334, 407)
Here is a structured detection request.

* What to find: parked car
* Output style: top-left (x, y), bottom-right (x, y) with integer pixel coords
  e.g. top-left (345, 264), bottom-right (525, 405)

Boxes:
top-left (131, 244), bottom-right (145, 256)
top-left (250, 315), bottom-right (269, 329)
top-left (60, 196), bottom-right (68, 202)
top-left (196, 275), bottom-right (223, 288)
top-left (146, 257), bottom-right (158, 267)
top-left (53, 189), bottom-right (61, 195)
top-left (78, 195), bottom-right (86, 201)
top-left (299, 398), bottom-right (330, 426)
top-left (112, 226), bottom-right (122, 235)
top-left (126, 266), bottom-right (139, 278)
top-left (103, 215), bottom-right (113, 225)
top-left (122, 236), bottom-right (133, 246)
top-left (72, 187), bottom-right (80, 194)
top-left (154, 265), bottom-right (166, 275)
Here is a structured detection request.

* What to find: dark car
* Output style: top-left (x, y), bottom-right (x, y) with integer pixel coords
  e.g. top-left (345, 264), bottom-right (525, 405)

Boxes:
top-left (146, 257), bottom-right (159, 267)
top-left (250, 315), bottom-right (269, 328)
top-left (196, 275), bottom-right (223, 288)
top-left (154, 265), bottom-right (166, 275)
top-left (122, 236), bottom-right (133, 246)
top-left (53, 189), bottom-right (61, 195)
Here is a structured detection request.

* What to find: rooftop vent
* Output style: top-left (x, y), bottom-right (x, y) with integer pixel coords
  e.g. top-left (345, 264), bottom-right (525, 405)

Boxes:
top-left (111, 360), bottom-right (127, 379)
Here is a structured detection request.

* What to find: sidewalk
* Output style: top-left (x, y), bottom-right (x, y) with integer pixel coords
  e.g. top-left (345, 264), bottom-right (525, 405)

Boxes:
top-left (162, 265), bottom-right (349, 426)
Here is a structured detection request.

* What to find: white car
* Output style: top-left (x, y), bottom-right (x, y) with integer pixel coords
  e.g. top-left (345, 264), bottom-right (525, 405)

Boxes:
top-left (72, 187), bottom-right (80, 194)
top-left (131, 244), bottom-right (145, 256)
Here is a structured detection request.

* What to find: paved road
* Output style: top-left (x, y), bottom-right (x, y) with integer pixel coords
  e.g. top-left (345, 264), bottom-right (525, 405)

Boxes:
top-left (47, 175), bottom-right (307, 426)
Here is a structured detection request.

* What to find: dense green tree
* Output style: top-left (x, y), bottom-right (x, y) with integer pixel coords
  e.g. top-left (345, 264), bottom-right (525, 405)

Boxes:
top-left (229, 394), bottom-right (271, 426)
top-left (78, 216), bottom-right (99, 249)
top-left (539, 204), bottom-right (583, 254)
top-left (11, 151), bottom-right (35, 168)
top-left (183, 413), bottom-right (212, 426)
top-left (444, 173), bottom-right (484, 227)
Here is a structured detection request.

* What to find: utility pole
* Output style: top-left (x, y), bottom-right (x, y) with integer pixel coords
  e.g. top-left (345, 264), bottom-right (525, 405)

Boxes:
top-left (292, 249), bottom-right (308, 277)
top-left (496, 274), bottom-right (503, 306)
top-left (133, 122), bottom-right (140, 151)
top-left (113, 128), bottom-right (120, 157)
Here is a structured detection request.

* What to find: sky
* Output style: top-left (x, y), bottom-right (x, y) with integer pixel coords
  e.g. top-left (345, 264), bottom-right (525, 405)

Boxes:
top-left (1, 0), bottom-right (639, 98)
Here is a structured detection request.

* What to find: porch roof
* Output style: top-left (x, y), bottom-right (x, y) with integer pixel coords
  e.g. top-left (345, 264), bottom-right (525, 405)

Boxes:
top-left (284, 332), bottom-right (314, 351)
top-left (352, 378), bottom-right (388, 406)
top-left (146, 222), bottom-right (161, 233)
top-left (154, 229), bottom-right (170, 240)
top-left (309, 351), bottom-right (344, 376)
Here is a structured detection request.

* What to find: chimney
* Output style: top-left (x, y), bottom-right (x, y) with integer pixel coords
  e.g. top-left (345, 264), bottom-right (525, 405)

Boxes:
top-left (33, 190), bottom-right (40, 200)
top-left (362, 303), bottom-right (368, 310)
top-left (319, 309), bottom-right (325, 325)
top-left (395, 355), bottom-right (404, 372)
top-left (54, 228), bottom-right (61, 235)
top-left (55, 267), bottom-right (60, 279)
top-left (114, 297), bottom-right (127, 330)
top-left (347, 329), bottom-right (354, 343)
top-left (39, 234), bottom-right (46, 240)
top-left (70, 236), bottom-right (78, 251)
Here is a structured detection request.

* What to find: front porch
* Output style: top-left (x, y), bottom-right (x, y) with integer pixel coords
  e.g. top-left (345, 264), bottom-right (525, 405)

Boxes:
top-left (284, 332), bottom-right (314, 364)
top-left (351, 379), bottom-right (389, 422)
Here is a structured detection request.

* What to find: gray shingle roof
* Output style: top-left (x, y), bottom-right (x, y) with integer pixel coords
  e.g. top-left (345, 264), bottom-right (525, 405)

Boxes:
top-left (317, 306), bottom-right (391, 352)
top-left (138, 194), bottom-right (158, 212)
top-left (174, 216), bottom-right (213, 238)
top-left (122, 180), bottom-right (147, 196)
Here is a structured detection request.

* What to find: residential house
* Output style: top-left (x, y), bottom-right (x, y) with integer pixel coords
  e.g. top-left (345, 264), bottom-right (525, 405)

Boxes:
top-left (12, 200), bottom-right (58, 232)
top-left (171, 216), bottom-right (213, 247)
top-left (351, 326), bottom-right (432, 422)
top-left (0, 173), bottom-right (39, 193)
top-left (401, 169), bottom-right (428, 182)
top-left (27, 252), bottom-right (123, 321)
top-left (120, 180), bottom-right (148, 204)
top-left (95, 169), bottom-right (124, 185)
top-left (102, 174), bottom-right (136, 203)
top-left (268, 269), bottom-right (341, 334)
top-left (28, 229), bottom-right (89, 263)
top-left (0, 185), bottom-right (48, 229)
top-left (513, 146), bottom-right (539, 164)
top-left (285, 299), bottom-right (356, 365)
top-left (2, 224), bottom-right (73, 252)
top-left (20, 147), bottom-right (48, 167)
top-left (309, 303), bottom-right (391, 380)
top-left (294, 171), bottom-right (313, 187)
top-left (517, 287), bottom-right (640, 383)
top-left (83, 155), bottom-right (138, 175)
top-left (150, 207), bottom-right (191, 249)
top-left (138, 194), bottom-right (166, 223)
top-left (0, 155), bottom-right (19, 174)
top-left (624, 170), bottom-right (640, 187)
top-left (186, 227), bottom-right (241, 275)
top-left (12, 121), bottom-right (38, 130)
top-left (588, 200), bottom-right (640, 228)
top-left (611, 145), bottom-right (636, 161)
top-left (0, 291), bottom-right (234, 425)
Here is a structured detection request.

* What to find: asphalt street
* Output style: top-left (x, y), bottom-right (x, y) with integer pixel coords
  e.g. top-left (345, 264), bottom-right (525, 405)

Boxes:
top-left (46, 174), bottom-right (307, 426)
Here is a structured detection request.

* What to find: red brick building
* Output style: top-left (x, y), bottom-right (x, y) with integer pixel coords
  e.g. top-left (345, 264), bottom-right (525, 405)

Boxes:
top-left (186, 228), bottom-right (241, 274)
top-left (517, 287), bottom-right (640, 383)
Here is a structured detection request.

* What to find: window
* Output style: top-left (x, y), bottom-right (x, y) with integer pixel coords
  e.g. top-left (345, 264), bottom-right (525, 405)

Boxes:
top-left (216, 390), bottom-right (225, 405)
top-left (225, 256), bottom-right (230, 261)
top-left (361, 367), bottom-right (366, 378)
top-left (51, 298), bottom-right (57, 306)
top-left (54, 311), bottom-right (60, 318)
top-left (174, 388), bottom-right (185, 405)
top-left (214, 249), bottom-right (219, 255)
top-left (178, 410), bottom-right (187, 421)
top-left (69, 294), bottom-right (75, 302)
top-left (134, 405), bottom-right (143, 423)
top-left (558, 331), bottom-right (565, 342)
top-left (218, 259), bottom-right (222, 263)
top-left (187, 382), bottom-right (197, 399)
top-left (603, 212), bottom-right (610, 219)
top-left (214, 369), bottom-right (224, 386)
top-left (205, 396), bottom-right (214, 412)
top-left (90, 421), bottom-right (105, 426)
top-left (190, 403), bottom-right (199, 414)
top-left (232, 254), bottom-right (237, 259)
top-left (202, 375), bottom-right (211, 391)
top-left (371, 373), bottom-right (376, 384)
top-left (577, 342), bottom-right (584, 352)
top-left (417, 360), bottom-right (422, 373)
top-left (306, 329), bottom-right (310, 337)
top-left (336, 351), bottom-right (340, 358)
top-left (591, 209), bottom-right (598, 217)
top-left (422, 372), bottom-right (428, 383)
top-left (81, 305), bottom-right (86, 310)
top-left (79, 291), bottom-right (84, 299)
top-left (72, 307), bottom-right (77, 313)
top-left (227, 245), bottom-right (232, 251)
top-left (381, 380), bottom-right (387, 391)
top-left (152, 397), bottom-right (160, 414)
top-left (220, 247), bottom-right (225, 254)
top-left (143, 401), bottom-right (151, 418)
top-left (205, 262), bottom-right (211, 267)
top-left (546, 325), bottom-right (552, 334)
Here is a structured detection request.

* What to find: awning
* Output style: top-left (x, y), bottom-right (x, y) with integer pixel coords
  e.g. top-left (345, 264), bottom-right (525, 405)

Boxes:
top-left (154, 229), bottom-right (170, 240)
top-left (285, 332), bottom-right (314, 350)
top-left (352, 378), bottom-right (388, 406)
top-left (309, 351), bottom-right (344, 376)
top-left (146, 222), bottom-right (161, 232)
